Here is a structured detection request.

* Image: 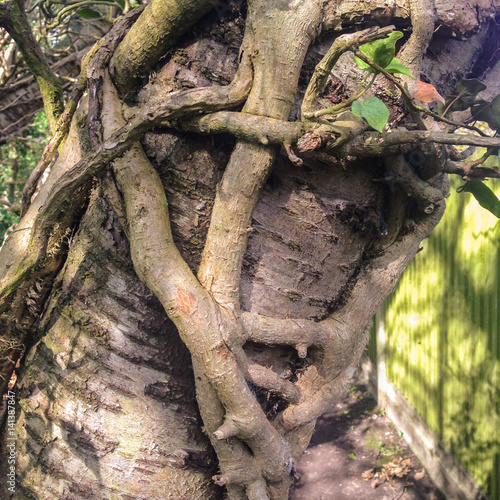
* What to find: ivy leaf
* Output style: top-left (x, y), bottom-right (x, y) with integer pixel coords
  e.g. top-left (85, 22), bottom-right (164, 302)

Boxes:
top-left (77, 8), bottom-right (101, 19)
top-left (437, 96), bottom-right (485, 115)
top-left (462, 181), bottom-right (500, 218)
top-left (456, 78), bottom-right (487, 97)
top-left (354, 31), bottom-right (404, 72)
top-left (471, 94), bottom-right (500, 131)
top-left (413, 81), bottom-right (445, 105)
top-left (438, 79), bottom-right (487, 115)
top-left (384, 57), bottom-right (414, 78)
top-left (352, 97), bottom-right (389, 132)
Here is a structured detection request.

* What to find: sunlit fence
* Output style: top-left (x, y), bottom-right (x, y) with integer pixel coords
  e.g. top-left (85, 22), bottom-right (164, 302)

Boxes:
top-left (366, 177), bottom-right (499, 499)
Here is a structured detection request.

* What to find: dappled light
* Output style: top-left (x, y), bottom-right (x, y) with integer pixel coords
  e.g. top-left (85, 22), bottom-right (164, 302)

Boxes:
top-left (383, 177), bottom-right (499, 496)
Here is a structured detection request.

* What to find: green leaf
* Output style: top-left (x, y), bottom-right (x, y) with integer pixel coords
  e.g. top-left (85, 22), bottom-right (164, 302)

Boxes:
top-left (351, 100), bottom-right (363, 116)
top-left (456, 78), bottom-right (487, 96)
top-left (354, 31), bottom-right (404, 72)
top-left (437, 79), bottom-right (487, 115)
top-left (472, 94), bottom-right (500, 131)
top-left (351, 97), bottom-right (389, 132)
top-left (349, 453), bottom-right (357, 459)
top-left (77, 8), bottom-right (101, 19)
top-left (438, 96), bottom-right (477, 115)
top-left (384, 57), bottom-right (414, 78)
top-left (462, 181), bottom-right (500, 218)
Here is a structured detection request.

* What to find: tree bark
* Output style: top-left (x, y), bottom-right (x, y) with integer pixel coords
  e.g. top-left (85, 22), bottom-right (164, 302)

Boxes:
top-left (7, 189), bottom-right (222, 499)
top-left (1, 0), bottom-right (499, 498)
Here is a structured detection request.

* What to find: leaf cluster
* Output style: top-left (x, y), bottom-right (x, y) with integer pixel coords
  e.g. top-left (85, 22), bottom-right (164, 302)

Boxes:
top-left (0, 111), bottom-right (49, 241)
top-left (436, 79), bottom-right (500, 218)
top-left (349, 34), bottom-right (500, 219)
top-left (438, 79), bottom-right (500, 131)
top-left (350, 31), bottom-right (412, 132)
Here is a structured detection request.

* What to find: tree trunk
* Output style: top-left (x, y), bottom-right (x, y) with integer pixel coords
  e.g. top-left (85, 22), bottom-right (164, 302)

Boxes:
top-left (1, 0), bottom-right (499, 498)
top-left (9, 191), bottom-right (222, 499)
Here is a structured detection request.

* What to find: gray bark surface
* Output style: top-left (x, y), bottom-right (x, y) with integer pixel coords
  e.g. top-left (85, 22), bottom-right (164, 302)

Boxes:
top-left (6, 191), bottom-right (222, 499)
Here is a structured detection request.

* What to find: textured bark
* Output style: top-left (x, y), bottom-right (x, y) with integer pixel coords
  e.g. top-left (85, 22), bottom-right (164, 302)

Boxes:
top-left (1, 0), bottom-right (499, 499)
top-left (110, 0), bottom-right (215, 95)
top-left (5, 191), bottom-right (221, 499)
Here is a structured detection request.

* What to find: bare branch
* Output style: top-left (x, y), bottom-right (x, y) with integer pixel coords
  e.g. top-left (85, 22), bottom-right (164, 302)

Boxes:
top-left (181, 111), bottom-right (307, 147)
top-left (245, 359), bottom-right (303, 403)
top-left (398, 0), bottom-right (436, 83)
top-left (443, 160), bottom-right (500, 180)
top-left (281, 364), bottom-right (358, 430)
top-left (109, 94), bottom-right (295, 494)
top-left (0, 0), bottom-right (63, 131)
top-left (338, 130), bottom-right (500, 155)
top-left (110, 0), bottom-right (216, 94)
top-left (180, 112), bottom-right (500, 180)
top-left (197, 0), bottom-right (325, 311)
top-left (241, 312), bottom-right (334, 350)
top-left (385, 154), bottom-right (447, 212)
top-left (194, 363), bottom-right (261, 500)
top-left (20, 7), bottom-right (145, 217)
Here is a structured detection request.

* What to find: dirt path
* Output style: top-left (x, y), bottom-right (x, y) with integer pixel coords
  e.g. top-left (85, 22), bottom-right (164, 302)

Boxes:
top-left (290, 380), bottom-right (444, 500)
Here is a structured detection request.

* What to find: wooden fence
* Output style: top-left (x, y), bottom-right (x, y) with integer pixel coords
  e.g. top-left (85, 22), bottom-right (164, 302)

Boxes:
top-left (363, 177), bottom-right (499, 500)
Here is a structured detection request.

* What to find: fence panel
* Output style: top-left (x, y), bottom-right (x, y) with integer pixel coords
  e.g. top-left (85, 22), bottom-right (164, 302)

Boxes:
top-left (371, 178), bottom-right (499, 499)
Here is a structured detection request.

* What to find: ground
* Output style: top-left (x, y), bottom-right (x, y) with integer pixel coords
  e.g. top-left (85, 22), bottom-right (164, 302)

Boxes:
top-left (291, 378), bottom-right (445, 500)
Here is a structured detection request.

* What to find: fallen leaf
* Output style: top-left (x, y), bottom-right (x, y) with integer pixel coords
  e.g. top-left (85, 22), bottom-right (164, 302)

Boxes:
top-left (371, 478), bottom-right (379, 489)
top-left (413, 80), bottom-right (446, 105)
top-left (362, 469), bottom-right (374, 480)
top-left (414, 471), bottom-right (426, 480)
top-left (380, 457), bottom-right (411, 481)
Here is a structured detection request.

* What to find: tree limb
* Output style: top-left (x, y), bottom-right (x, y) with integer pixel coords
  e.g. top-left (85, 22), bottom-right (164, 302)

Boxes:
top-left (384, 154), bottom-right (447, 212)
top-left (337, 130), bottom-right (500, 155)
top-left (241, 312), bottom-right (334, 352)
top-left (398, 0), bottom-right (436, 86)
top-left (110, 0), bottom-right (216, 95)
top-left (20, 7), bottom-right (145, 217)
top-left (104, 71), bottom-right (295, 491)
top-left (301, 25), bottom-right (395, 119)
top-left (0, 0), bottom-right (63, 131)
top-left (197, 0), bottom-right (324, 313)
top-left (443, 160), bottom-right (500, 180)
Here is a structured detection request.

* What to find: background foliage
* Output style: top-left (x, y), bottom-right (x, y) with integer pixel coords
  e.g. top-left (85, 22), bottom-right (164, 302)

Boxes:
top-left (0, 111), bottom-right (49, 241)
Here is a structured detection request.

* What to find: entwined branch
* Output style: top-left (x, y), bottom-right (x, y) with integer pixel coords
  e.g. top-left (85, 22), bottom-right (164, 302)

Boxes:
top-left (20, 6), bottom-right (145, 217)
top-left (301, 25), bottom-right (395, 119)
